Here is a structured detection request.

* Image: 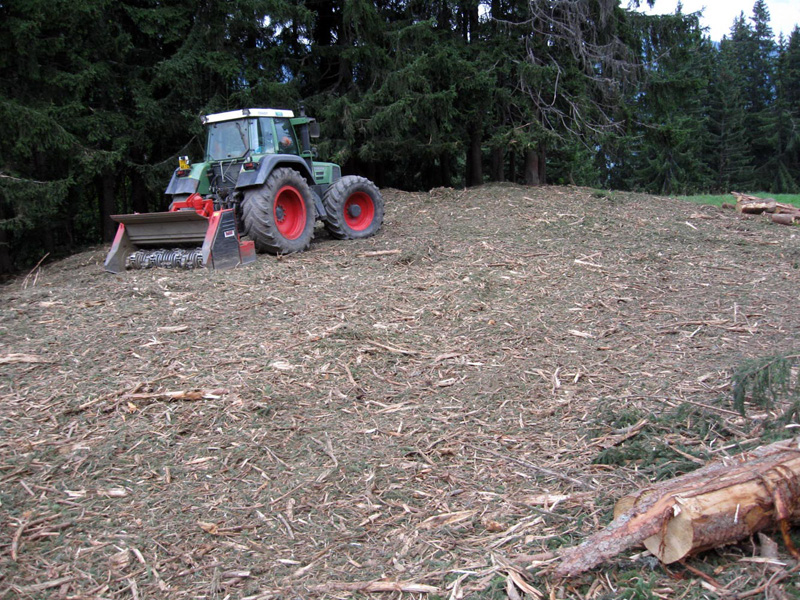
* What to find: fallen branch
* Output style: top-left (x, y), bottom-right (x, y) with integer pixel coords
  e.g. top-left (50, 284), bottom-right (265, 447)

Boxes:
top-left (305, 580), bottom-right (439, 594)
top-left (366, 340), bottom-right (419, 355)
top-left (359, 249), bottom-right (401, 257)
top-left (0, 353), bottom-right (48, 364)
top-left (99, 388), bottom-right (229, 413)
top-left (555, 437), bottom-right (800, 577)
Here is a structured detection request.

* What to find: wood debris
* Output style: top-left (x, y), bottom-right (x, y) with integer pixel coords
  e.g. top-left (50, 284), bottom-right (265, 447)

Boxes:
top-left (0, 353), bottom-right (47, 364)
top-left (731, 192), bottom-right (800, 225)
top-left (3, 186), bottom-right (800, 598)
top-left (556, 437), bottom-right (800, 577)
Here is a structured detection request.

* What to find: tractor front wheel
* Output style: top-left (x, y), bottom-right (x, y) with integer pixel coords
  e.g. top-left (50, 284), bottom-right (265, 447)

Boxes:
top-left (323, 176), bottom-right (384, 240)
top-left (241, 168), bottom-right (315, 254)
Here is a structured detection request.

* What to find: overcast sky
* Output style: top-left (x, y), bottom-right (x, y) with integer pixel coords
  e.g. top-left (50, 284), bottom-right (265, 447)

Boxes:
top-left (634, 0), bottom-right (800, 41)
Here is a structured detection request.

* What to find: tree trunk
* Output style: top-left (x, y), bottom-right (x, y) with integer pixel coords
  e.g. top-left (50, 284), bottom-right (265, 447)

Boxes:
top-left (538, 142), bottom-right (547, 185)
top-left (524, 148), bottom-right (540, 186)
top-left (0, 226), bottom-right (13, 274)
top-left (439, 153), bottom-right (452, 188)
top-left (491, 147), bottom-right (505, 182)
top-left (467, 2), bottom-right (479, 42)
top-left (435, 0), bottom-right (451, 30)
top-left (555, 437), bottom-right (800, 577)
top-left (130, 169), bottom-right (150, 214)
top-left (458, 1), bottom-right (479, 41)
top-left (466, 128), bottom-right (482, 187)
top-left (99, 172), bottom-right (118, 243)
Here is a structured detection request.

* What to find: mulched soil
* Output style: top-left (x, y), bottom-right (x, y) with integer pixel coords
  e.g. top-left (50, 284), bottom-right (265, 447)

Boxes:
top-left (2, 184), bottom-right (799, 599)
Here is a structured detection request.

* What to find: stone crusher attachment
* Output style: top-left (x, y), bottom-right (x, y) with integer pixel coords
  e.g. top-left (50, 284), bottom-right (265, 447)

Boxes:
top-left (104, 194), bottom-right (255, 273)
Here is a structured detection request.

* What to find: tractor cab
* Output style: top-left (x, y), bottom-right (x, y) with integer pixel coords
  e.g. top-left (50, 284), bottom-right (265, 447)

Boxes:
top-left (201, 108), bottom-right (320, 162)
top-left (188, 108), bottom-right (323, 200)
top-left (203, 109), bottom-right (305, 161)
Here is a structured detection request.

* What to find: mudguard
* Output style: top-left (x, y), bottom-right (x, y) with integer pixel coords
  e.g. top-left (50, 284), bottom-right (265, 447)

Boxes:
top-left (165, 162), bottom-right (210, 196)
top-left (236, 155), bottom-right (315, 189)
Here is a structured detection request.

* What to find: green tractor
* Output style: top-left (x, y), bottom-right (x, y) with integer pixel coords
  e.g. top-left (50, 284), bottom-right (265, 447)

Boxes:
top-left (105, 107), bottom-right (384, 272)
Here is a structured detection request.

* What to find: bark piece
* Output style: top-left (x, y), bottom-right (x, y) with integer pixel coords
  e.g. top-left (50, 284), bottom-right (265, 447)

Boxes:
top-left (555, 437), bottom-right (800, 577)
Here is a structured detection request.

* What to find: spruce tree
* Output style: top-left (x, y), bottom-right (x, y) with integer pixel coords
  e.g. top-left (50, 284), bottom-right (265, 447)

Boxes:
top-left (766, 28), bottom-right (800, 192)
top-left (705, 37), bottom-right (756, 191)
top-left (628, 10), bottom-right (713, 194)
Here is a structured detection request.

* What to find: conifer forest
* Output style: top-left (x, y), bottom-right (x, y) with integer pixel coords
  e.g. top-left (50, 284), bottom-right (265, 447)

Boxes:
top-left (1, 0), bottom-right (798, 272)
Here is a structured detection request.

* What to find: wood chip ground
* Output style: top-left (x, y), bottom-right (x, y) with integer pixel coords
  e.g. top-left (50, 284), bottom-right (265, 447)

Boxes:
top-left (2, 184), bottom-right (800, 598)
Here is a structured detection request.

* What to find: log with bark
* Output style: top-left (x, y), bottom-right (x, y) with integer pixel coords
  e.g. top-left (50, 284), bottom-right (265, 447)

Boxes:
top-left (731, 192), bottom-right (800, 221)
top-left (555, 437), bottom-right (800, 577)
top-left (771, 213), bottom-right (800, 226)
top-left (734, 192), bottom-right (777, 214)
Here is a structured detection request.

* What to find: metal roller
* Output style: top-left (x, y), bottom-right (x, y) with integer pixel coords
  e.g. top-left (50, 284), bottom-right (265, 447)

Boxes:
top-left (125, 248), bottom-right (204, 270)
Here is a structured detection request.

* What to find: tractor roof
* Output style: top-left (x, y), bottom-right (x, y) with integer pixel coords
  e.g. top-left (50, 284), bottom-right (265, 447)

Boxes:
top-left (202, 108), bottom-right (295, 124)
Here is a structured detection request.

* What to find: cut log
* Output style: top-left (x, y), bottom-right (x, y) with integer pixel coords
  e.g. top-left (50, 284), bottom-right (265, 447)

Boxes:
top-left (739, 201), bottom-right (777, 214)
top-left (555, 437), bottom-right (800, 577)
top-left (732, 192), bottom-right (778, 214)
top-left (771, 213), bottom-right (800, 226)
top-left (773, 203), bottom-right (800, 215)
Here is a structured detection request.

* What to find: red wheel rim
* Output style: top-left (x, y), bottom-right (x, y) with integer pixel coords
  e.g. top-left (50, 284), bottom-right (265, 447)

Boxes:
top-left (273, 186), bottom-right (307, 240)
top-left (344, 192), bottom-right (375, 231)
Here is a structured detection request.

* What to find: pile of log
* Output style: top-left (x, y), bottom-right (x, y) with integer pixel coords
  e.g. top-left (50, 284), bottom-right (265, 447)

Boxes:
top-left (731, 192), bottom-right (800, 225)
top-left (555, 437), bottom-right (800, 577)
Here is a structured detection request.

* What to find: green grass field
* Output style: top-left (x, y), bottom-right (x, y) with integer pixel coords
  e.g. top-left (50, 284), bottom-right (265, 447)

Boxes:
top-left (678, 192), bottom-right (800, 207)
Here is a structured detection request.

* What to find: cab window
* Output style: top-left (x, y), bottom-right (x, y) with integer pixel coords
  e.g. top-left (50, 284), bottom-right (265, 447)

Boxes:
top-left (274, 118), bottom-right (297, 154)
top-left (207, 120), bottom-right (249, 160)
top-left (257, 118), bottom-right (276, 154)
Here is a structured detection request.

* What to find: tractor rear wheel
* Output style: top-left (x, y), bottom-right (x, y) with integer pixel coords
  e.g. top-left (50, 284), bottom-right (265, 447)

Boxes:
top-left (241, 168), bottom-right (315, 254)
top-left (322, 176), bottom-right (384, 240)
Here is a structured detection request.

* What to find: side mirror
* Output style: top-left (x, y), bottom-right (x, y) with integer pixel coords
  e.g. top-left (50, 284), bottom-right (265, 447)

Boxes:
top-left (309, 122), bottom-right (320, 139)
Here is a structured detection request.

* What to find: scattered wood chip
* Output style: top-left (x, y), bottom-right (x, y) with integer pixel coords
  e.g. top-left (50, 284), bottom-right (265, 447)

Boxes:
top-left (367, 340), bottom-right (419, 355)
top-left (270, 360), bottom-right (297, 371)
top-left (419, 510), bottom-right (476, 530)
top-left (359, 249), bottom-right (401, 257)
top-left (97, 488), bottom-right (128, 497)
top-left (521, 493), bottom-right (571, 509)
top-left (568, 329), bottom-right (594, 339)
top-left (433, 352), bottom-right (463, 363)
top-left (0, 353), bottom-right (47, 364)
top-left (506, 568), bottom-right (543, 599)
top-left (126, 389), bottom-right (225, 401)
top-left (307, 581), bottom-right (439, 594)
top-left (198, 521), bottom-right (219, 535)
top-left (12, 576), bottom-right (74, 594)
top-left (590, 419), bottom-right (648, 449)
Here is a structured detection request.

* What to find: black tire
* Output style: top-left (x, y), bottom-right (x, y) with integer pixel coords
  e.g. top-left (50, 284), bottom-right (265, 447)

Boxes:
top-left (322, 176), bottom-right (384, 240)
top-left (241, 168), bottom-right (315, 254)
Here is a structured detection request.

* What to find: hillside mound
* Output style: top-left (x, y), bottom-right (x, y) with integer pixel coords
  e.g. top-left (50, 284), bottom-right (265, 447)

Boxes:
top-left (2, 185), bottom-right (799, 598)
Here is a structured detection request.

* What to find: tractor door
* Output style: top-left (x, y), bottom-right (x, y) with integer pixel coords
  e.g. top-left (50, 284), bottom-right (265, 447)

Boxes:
top-left (274, 118), bottom-right (299, 155)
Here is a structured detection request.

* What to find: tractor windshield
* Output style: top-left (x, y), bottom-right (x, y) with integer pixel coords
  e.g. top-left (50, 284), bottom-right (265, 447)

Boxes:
top-left (206, 120), bottom-right (250, 161)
